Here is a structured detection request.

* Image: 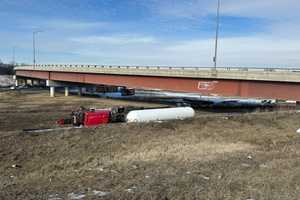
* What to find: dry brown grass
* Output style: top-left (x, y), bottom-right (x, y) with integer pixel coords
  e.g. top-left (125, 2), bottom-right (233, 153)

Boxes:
top-left (1, 90), bottom-right (300, 199)
top-left (117, 140), bottom-right (255, 163)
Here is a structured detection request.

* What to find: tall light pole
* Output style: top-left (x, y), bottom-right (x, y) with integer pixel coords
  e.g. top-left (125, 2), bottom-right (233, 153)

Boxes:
top-left (213, 0), bottom-right (221, 71)
top-left (12, 46), bottom-right (15, 66)
top-left (33, 30), bottom-right (43, 69)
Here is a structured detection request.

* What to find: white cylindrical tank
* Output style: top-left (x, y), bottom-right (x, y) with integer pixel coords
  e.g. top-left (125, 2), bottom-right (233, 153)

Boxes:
top-left (126, 107), bottom-right (195, 123)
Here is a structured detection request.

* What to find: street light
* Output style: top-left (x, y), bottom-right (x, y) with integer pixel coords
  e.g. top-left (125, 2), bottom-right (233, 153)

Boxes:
top-left (213, 0), bottom-right (221, 71)
top-left (12, 46), bottom-right (15, 66)
top-left (33, 30), bottom-right (43, 69)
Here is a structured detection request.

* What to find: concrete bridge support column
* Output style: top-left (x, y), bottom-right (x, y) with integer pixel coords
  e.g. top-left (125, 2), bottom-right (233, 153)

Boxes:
top-left (32, 79), bottom-right (38, 86)
top-left (78, 87), bottom-right (82, 96)
top-left (78, 87), bottom-right (86, 96)
top-left (15, 79), bottom-right (19, 87)
top-left (13, 76), bottom-right (26, 88)
top-left (46, 80), bottom-right (62, 97)
top-left (26, 79), bottom-right (33, 86)
top-left (50, 87), bottom-right (55, 97)
top-left (13, 75), bottom-right (18, 87)
top-left (32, 79), bottom-right (36, 86)
top-left (65, 87), bottom-right (69, 97)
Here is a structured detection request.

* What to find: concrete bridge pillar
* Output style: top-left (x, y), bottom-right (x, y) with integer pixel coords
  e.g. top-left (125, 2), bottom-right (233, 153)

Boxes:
top-left (78, 87), bottom-right (86, 96)
top-left (15, 79), bottom-right (19, 87)
top-left (77, 87), bottom-right (82, 96)
top-left (32, 79), bottom-right (38, 86)
top-left (65, 87), bottom-right (69, 97)
top-left (13, 75), bottom-right (18, 87)
top-left (13, 76), bottom-right (26, 88)
top-left (26, 79), bottom-right (33, 86)
top-left (50, 87), bottom-right (55, 97)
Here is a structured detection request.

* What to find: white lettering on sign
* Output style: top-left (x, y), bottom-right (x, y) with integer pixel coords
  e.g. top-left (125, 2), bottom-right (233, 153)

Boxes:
top-left (197, 81), bottom-right (218, 91)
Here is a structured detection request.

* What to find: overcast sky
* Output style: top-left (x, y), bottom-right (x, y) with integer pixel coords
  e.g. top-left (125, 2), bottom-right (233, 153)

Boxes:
top-left (1, 0), bottom-right (300, 67)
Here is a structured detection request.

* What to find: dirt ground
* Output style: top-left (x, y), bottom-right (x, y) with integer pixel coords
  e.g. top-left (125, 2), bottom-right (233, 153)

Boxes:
top-left (1, 90), bottom-right (300, 200)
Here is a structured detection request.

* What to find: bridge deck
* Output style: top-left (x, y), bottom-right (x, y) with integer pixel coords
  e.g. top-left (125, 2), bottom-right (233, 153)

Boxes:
top-left (15, 65), bottom-right (300, 83)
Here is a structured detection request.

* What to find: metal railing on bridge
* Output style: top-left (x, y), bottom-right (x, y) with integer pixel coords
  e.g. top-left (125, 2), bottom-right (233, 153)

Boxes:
top-left (15, 64), bottom-right (300, 73)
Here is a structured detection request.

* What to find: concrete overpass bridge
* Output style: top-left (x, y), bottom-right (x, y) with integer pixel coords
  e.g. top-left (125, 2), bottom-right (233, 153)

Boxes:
top-left (14, 64), bottom-right (300, 100)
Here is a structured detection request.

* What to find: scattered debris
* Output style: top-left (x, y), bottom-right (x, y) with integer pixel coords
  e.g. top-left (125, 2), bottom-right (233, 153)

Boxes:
top-left (125, 188), bottom-right (134, 193)
top-left (48, 194), bottom-right (62, 200)
top-left (132, 165), bottom-right (138, 169)
top-left (98, 167), bottom-right (104, 172)
top-left (241, 163), bottom-right (251, 168)
top-left (23, 127), bottom-right (81, 134)
top-left (199, 175), bottom-right (210, 180)
top-left (11, 164), bottom-right (21, 168)
top-left (68, 192), bottom-right (86, 200)
top-left (259, 164), bottom-right (269, 169)
top-left (125, 186), bottom-right (137, 193)
top-left (92, 190), bottom-right (110, 197)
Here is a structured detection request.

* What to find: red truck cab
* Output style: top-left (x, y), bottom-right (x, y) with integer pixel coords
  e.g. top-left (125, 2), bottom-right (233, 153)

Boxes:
top-left (84, 110), bottom-right (110, 126)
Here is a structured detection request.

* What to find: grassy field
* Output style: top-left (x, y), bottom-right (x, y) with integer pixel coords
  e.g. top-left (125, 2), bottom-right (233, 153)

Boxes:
top-left (1, 90), bottom-right (300, 200)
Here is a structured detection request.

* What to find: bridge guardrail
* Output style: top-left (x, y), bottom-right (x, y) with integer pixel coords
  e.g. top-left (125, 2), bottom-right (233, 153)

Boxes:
top-left (14, 64), bottom-right (300, 83)
top-left (15, 64), bottom-right (300, 73)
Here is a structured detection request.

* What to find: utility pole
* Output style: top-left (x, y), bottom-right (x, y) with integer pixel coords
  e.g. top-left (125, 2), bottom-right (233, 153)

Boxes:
top-left (33, 30), bottom-right (43, 69)
top-left (12, 46), bottom-right (15, 66)
top-left (213, 0), bottom-right (221, 71)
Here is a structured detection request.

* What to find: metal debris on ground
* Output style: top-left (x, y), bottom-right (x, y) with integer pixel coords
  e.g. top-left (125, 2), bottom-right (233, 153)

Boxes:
top-left (22, 127), bottom-right (81, 134)
top-left (125, 186), bottom-right (137, 193)
top-left (68, 192), bottom-right (86, 200)
top-left (199, 175), bottom-right (210, 180)
top-left (48, 194), bottom-right (62, 200)
top-left (92, 190), bottom-right (110, 197)
top-left (241, 163), bottom-right (251, 168)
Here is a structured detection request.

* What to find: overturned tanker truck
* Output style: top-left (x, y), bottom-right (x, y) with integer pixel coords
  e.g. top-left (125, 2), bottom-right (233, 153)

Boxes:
top-left (57, 106), bottom-right (195, 127)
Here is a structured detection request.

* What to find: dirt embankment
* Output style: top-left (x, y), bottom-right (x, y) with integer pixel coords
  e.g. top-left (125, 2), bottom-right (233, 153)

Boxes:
top-left (0, 91), bottom-right (300, 200)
